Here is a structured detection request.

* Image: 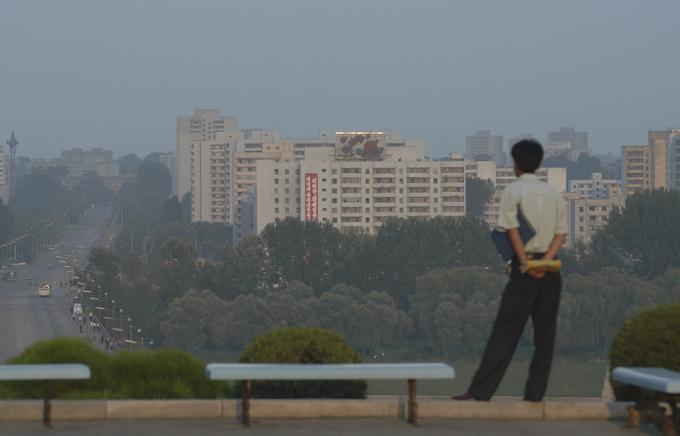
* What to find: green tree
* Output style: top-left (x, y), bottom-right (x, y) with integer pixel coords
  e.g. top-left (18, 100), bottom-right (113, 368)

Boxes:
top-left (119, 154), bottom-right (142, 175)
top-left (161, 289), bottom-right (227, 350)
top-left (161, 196), bottom-right (184, 223)
top-left (465, 176), bottom-right (494, 218)
top-left (586, 190), bottom-right (680, 277)
top-left (159, 238), bottom-right (196, 301)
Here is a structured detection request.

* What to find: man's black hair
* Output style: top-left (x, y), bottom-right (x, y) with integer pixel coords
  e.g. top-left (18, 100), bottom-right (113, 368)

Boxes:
top-left (511, 139), bottom-right (544, 173)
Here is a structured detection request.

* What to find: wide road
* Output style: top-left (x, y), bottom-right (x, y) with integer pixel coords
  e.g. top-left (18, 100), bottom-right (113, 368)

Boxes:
top-left (0, 206), bottom-right (112, 362)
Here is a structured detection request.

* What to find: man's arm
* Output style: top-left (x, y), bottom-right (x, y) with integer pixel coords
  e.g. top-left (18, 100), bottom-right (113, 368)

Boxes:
top-left (543, 233), bottom-right (566, 261)
top-left (508, 228), bottom-right (528, 264)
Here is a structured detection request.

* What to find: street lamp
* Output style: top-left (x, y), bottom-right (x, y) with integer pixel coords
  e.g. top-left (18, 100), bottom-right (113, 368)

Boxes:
top-left (137, 328), bottom-right (144, 351)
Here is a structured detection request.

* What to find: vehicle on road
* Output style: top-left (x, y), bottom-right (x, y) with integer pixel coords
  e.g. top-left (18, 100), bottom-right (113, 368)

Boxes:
top-left (45, 264), bottom-right (53, 270)
top-left (3, 270), bottom-right (17, 281)
top-left (38, 284), bottom-right (51, 297)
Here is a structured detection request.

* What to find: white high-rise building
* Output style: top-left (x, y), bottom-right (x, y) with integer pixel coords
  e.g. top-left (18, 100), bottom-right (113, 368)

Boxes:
top-left (176, 109), bottom-right (238, 199)
top-left (255, 156), bottom-right (466, 235)
top-left (189, 133), bottom-right (238, 223)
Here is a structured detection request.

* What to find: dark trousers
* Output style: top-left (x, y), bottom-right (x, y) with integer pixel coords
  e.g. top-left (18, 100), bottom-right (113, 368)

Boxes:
top-left (467, 264), bottom-right (562, 401)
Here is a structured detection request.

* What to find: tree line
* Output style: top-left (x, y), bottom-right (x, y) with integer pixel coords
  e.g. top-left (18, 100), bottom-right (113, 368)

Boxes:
top-left (81, 188), bottom-right (680, 360)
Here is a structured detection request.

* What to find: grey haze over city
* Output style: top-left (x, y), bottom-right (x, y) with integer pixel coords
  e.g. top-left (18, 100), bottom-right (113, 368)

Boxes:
top-left (1, 0), bottom-right (679, 158)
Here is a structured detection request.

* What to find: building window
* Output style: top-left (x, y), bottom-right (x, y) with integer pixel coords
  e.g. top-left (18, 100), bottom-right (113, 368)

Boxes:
top-left (365, 217), bottom-right (370, 223)
top-left (365, 208), bottom-right (369, 213)
top-left (275, 208), bottom-right (279, 213)
top-left (274, 169), bottom-right (279, 175)
top-left (274, 179), bottom-right (279, 184)
top-left (274, 198), bottom-right (279, 204)
top-left (365, 188), bottom-right (370, 194)
top-left (365, 198), bottom-right (370, 204)
top-left (365, 169), bottom-right (370, 174)
top-left (285, 169), bottom-right (289, 175)
top-left (332, 178), bottom-right (337, 184)
top-left (332, 218), bottom-right (338, 223)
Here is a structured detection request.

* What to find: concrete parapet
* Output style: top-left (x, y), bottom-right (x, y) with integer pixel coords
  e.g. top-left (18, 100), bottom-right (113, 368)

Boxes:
top-left (221, 400), bottom-right (237, 418)
top-left (420, 399), bottom-right (543, 420)
top-left (106, 400), bottom-right (222, 419)
top-left (543, 400), bottom-right (632, 420)
top-left (249, 399), bottom-right (397, 419)
top-left (0, 398), bottom-right (635, 421)
top-left (52, 400), bottom-right (107, 420)
top-left (0, 401), bottom-right (42, 420)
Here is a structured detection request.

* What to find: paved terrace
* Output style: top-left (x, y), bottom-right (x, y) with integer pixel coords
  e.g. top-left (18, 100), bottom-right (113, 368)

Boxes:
top-left (0, 419), bottom-right (661, 435)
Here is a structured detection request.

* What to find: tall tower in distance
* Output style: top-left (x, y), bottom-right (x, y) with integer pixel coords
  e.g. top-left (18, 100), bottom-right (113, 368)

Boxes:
top-left (6, 132), bottom-right (18, 199)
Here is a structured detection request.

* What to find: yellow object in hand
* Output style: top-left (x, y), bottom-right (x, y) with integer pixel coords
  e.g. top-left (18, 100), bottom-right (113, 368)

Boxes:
top-left (520, 260), bottom-right (562, 273)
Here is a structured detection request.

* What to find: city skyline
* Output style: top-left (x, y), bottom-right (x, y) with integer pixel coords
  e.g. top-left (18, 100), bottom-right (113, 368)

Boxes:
top-left (1, 1), bottom-right (679, 158)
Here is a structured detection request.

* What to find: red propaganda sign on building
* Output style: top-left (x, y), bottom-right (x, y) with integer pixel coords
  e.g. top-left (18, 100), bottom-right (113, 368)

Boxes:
top-left (304, 173), bottom-right (319, 221)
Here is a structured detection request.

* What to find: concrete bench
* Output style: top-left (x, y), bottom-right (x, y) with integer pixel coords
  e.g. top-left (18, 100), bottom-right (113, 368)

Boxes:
top-left (612, 367), bottom-right (680, 434)
top-left (206, 362), bottom-right (455, 426)
top-left (0, 364), bottom-right (91, 428)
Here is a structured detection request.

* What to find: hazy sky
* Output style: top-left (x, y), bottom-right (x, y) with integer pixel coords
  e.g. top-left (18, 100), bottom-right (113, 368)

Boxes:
top-left (1, 0), bottom-right (679, 159)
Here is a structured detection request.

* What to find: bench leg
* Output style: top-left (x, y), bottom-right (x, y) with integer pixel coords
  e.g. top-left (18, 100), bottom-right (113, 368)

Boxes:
top-left (43, 380), bottom-right (52, 429)
top-left (407, 379), bottom-right (417, 425)
top-left (242, 380), bottom-right (251, 427)
top-left (664, 397), bottom-right (679, 436)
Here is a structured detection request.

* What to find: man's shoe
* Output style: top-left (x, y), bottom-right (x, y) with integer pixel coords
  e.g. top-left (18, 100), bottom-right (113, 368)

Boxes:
top-left (451, 392), bottom-right (475, 401)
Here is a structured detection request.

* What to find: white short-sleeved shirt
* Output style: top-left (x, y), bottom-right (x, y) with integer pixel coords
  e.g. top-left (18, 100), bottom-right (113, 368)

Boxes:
top-left (496, 173), bottom-right (568, 254)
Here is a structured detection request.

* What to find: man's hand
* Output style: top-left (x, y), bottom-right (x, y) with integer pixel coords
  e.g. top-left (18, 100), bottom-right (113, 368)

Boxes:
top-left (528, 267), bottom-right (547, 279)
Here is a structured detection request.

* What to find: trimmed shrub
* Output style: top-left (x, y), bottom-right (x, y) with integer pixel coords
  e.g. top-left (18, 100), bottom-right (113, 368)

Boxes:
top-left (110, 348), bottom-right (230, 399)
top-left (238, 327), bottom-right (366, 398)
top-left (0, 338), bottom-right (229, 399)
top-left (2, 337), bottom-right (111, 398)
top-left (609, 304), bottom-right (680, 400)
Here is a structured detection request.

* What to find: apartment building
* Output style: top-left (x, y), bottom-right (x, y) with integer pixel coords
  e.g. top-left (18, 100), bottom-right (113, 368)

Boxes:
top-left (189, 133), bottom-right (237, 223)
top-left (547, 127), bottom-right (588, 150)
top-left (232, 142), bottom-right (295, 242)
top-left (568, 172), bottom-right (622, 200)
top-left (543, 141), bottom-right (590, 161)
top-left (648, 129), bottom-right (671, 190)
top-left (177, 109), bottom-right (238, 198)
top-left (567, 193), bottom-right (624, 245)
top-left (465, 130), bottom-right (505, 164)
top-left (255, 157), bottom-right (466, 234)
top-left (622, 145), bottom-right (653, 197)
top-left (61, 147), bottom-right (117, 177)
top-left (669, 130), bottom-right (680, 190)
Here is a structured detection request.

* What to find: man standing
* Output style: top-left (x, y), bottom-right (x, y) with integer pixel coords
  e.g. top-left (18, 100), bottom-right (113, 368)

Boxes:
top-left (454, 139), bottom-right (567, 402)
